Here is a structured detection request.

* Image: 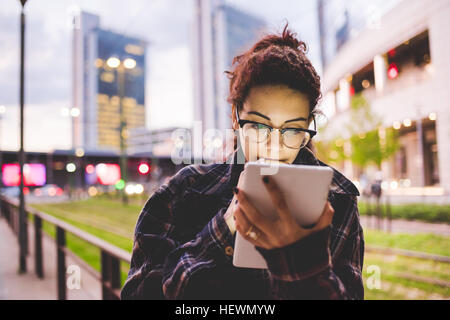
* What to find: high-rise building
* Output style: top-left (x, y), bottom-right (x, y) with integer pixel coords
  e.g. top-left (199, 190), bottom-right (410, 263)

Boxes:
top-left (317, 0), bottom-right (401, 69)
top-left (192, 0), bottom-right (266, 159)
top-left (72, 11), bottom-right (147, 153)
top-left (317, 0), bottom-right (450, 199)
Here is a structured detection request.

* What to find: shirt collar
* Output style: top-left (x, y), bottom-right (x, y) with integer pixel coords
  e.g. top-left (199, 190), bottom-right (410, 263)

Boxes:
top-left (187, 145), bottom-right (360, 197)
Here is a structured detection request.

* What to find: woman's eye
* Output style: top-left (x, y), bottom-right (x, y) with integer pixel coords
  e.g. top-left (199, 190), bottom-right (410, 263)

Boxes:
top-left (256, 123), bottom-right (268, 130)
top-left (249, 123), bottom-right (266, 130)
top-left (284, 128), bottom-right (302, 134)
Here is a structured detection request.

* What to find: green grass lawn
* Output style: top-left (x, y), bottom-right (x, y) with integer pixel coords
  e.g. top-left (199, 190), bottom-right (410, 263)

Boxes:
top-left (31, 197), bottom-right (450, 300)
top-left (359, 201), bottom-right (450, 224)
top-left (364, 229), bottom-right (449, 257)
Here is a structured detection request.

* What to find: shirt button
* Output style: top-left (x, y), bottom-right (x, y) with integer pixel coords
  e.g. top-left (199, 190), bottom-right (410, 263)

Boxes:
top-left (225, 246), bottom-right (234, 256)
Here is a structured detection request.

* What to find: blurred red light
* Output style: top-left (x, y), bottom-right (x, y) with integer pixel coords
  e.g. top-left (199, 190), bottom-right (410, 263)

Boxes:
top-left (388, 64), bottom-right (399, 79)
top-left (86, 164), bottom-right (95, 174)
top-left (138, 163), bottom-right (150, 175)
top-left (96, 163), bottom-right (121, 185)
top-left (48, 187), bottom-right (56, 197)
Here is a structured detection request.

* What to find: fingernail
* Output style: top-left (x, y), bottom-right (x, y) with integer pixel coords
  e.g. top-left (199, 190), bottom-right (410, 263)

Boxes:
top-left (262, 176), bottom-right (269, 184)
top-left (233, 187), bottom-right (239, 194)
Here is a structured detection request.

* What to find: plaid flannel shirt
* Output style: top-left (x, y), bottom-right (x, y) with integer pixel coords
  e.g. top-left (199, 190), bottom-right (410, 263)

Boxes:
top-left (121, 146), bottom-right (365, 300)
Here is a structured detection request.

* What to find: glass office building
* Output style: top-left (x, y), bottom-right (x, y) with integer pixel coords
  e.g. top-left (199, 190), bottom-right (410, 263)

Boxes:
top-left (72, 11), bottom-right (147, 152)
top-left (193, 0), bottom-right (266, 136)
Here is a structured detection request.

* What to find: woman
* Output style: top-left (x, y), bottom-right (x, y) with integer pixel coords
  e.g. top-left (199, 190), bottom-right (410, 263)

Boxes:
top-left (121, 24), bottom-right (364, 300)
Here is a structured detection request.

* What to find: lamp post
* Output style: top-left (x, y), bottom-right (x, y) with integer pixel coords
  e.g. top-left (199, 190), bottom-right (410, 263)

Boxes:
top-left (61, 107), bottom-right (81, 198)
top-left (106, 57), bottom-right (136, 205)
top-left (18, 0), bottom-right (28, 274)
top-left (0, 105), bottom-right (5, 181)
top-left (0, 106), bottom-right (5, 217)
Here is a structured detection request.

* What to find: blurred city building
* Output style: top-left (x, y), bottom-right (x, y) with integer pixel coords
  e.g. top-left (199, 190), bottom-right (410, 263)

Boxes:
top-left (71, 11), bottom-right (147, 153)
top-left (318, 0), bottom-right (402, 69)
top-left (318, 0), bottom-right (450, 199)
top-left (128, 126), bottom-right (193, 160)
top-left (192, 0), bottom-right (266, 160)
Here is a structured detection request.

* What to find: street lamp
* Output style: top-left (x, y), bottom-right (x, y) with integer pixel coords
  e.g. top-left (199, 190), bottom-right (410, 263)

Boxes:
top-left (106, 57), bottom-right (136, 205)
top-left (0, 105), bottom-right (5, 172)
top-left (106, 57), bottom-right (120, 69)
top-left (61, 106), bottom-right (80, 147)
top-left (18, 0), bottom-right (28, 274)
top-left (70, 107), bottom-right (80, 118)
top-left (60, 107), bottom-right (82, 197)
top-left (123, 58), bottom-right (136, 69)
top-left (0, 105), bottom-right (5, 221)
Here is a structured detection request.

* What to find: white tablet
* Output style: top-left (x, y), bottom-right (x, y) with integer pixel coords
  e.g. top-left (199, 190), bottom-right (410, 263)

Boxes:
top-left (232, 161), bottom-right (333, 269)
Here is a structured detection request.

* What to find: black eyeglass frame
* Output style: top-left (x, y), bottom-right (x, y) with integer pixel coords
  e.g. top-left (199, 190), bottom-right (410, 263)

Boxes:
top-left (234, 108), bottom-right (317, 149)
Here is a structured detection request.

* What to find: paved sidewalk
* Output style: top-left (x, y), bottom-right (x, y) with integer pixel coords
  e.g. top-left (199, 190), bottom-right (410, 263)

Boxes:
top-left (360, 215), bottom-right (450, 237)
top-left (0, 217), bottom-right (102, 300)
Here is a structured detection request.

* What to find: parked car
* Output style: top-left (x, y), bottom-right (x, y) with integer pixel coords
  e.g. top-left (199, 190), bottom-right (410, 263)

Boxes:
top-left (1, 187), bottom-right (20, 198)
top-left (0, 187), bottom-right (31, 198)
top-left (33, 184), bottom-right (63, 197)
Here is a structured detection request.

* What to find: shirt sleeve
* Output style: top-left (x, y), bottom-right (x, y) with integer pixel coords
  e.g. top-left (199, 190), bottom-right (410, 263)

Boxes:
top-left (255, 199), bottom-right (365, 300)
top-left (120, 170), bottom-right (235, 300)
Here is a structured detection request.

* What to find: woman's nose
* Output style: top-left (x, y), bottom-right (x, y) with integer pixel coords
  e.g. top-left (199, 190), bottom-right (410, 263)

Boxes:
top-left (267, 129), bottom-right (283, 146)
top-left (266, 129), bottom-right (283, 157)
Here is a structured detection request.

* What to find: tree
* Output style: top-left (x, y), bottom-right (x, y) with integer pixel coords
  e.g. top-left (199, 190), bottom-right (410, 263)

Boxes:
top-left (316, 93), bottom-right (399, 170)
top-left (347, 94), bottom-right (399, 170)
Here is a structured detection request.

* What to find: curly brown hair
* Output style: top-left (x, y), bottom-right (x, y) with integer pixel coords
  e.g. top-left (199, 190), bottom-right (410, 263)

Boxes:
top-left (226, 23), bottom-right (322, 119)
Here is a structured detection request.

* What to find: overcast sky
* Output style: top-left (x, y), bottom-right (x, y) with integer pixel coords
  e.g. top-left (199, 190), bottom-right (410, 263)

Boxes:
top-left (0, 0), bottom-right (321, 152)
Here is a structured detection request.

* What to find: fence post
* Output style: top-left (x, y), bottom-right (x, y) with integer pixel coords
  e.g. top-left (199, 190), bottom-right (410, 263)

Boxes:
top-left (101, 250), bottom-right (110, 299)
top-left (13, 207), bottom-right (18, 235)
top-left (386, 195), bottom-right (392, 233)
top-left (34, 215), bottom-right (44, 278)
top-left (56, 226), bottom-right (66, 300)
top-left (101, 250), bottom-right (121, 300)
top-left (110, 256), bottom-right (121, 299)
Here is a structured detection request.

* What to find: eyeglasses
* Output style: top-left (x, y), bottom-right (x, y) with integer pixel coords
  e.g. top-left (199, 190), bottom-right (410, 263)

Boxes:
top-left (235, 108), bottom-right (317, 149)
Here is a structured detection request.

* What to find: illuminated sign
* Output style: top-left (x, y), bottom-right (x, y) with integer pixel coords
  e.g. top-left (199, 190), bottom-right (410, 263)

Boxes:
top-left (95, 163), bottom-right (121, 185)
top-left (2, 163), bottom-right (46, 187)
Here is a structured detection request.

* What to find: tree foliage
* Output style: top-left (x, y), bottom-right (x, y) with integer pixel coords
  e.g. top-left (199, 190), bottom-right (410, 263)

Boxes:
top-left (317, 93), bottom-right (399, 170)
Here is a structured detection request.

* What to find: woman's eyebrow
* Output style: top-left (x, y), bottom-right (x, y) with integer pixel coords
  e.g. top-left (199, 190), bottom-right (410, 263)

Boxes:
top-left (246, 111), bottom-right (271, 121)
top-left (246, 111), bottom-right (307, 123)
top-left (284, 117), bottom-right (307, 123)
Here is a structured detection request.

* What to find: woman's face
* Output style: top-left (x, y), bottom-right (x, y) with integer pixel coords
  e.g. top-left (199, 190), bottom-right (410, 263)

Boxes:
top-left (233, 85), bottom-right (311, 165)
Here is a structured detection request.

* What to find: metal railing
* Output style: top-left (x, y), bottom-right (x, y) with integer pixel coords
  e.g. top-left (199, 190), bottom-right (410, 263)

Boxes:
top-left (0, 196), bottom-right (131, 300)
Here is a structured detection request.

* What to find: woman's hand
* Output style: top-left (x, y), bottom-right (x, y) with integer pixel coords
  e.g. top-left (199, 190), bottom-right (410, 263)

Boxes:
top-left (224, 193), bottom-right (238, 235)
top-left (223, 170), bottom-right (246, 235)
top-left (233, 175), bottom-right (334, 250)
